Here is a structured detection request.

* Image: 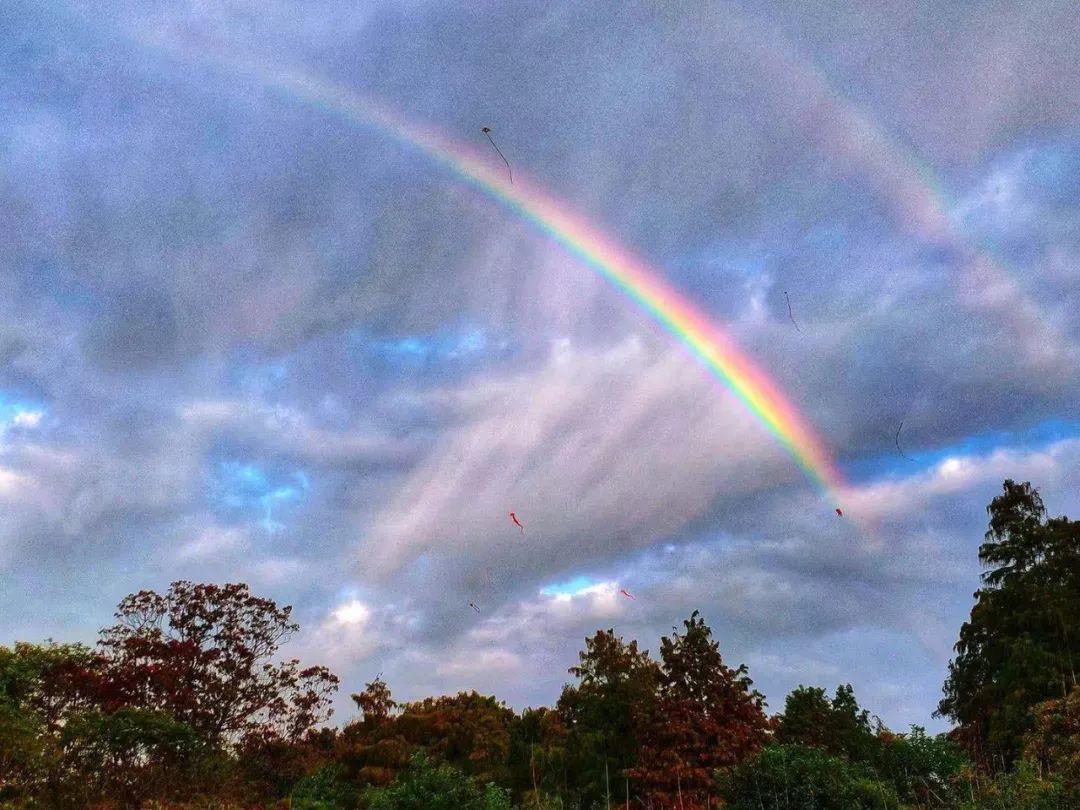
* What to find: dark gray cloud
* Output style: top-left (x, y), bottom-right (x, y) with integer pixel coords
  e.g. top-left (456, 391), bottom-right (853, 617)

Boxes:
top-left (0, 0), bottom-right (1078, 731)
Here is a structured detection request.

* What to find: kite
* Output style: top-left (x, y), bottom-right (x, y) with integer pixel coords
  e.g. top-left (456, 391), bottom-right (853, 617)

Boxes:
top-left (835, 508), bottom-right (844, 517)
top-left (509, 512), bottom-right (524, 534)
top-left (784, 291), bottom-right (801, 332)
top-left (619, 589), bottom-right (636, 600)
top-left (481, 127), bottom-right (513, 184)
top-left (895, 420), bottom-right (914, 462)
top-left (468, 602), bottom-right (481, 614)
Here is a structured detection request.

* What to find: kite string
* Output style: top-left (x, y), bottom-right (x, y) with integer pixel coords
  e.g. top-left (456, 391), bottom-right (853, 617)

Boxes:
top-left (483, 129), bottom-right (513, 184)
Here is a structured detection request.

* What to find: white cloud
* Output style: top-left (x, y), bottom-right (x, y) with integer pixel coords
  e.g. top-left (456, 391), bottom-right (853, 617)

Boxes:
top-left (333, 599), bottom-right (371, 625)
top-left (11, 410), bottom-right (43, 429)
top-left (176, 526), bottom-right (250, 560)
top-left (847, 438), bottom-right (1077, 523)
top-left (359, 336), bottom-right (798, 581)
top-left (294, 597), bottom-right (380, 674)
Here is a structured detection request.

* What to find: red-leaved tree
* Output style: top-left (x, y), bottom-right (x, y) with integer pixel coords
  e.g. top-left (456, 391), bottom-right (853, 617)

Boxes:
top-left (631, 611), bottom-right (770, 809)
top-left (97, 581), bottom-right (338, 747)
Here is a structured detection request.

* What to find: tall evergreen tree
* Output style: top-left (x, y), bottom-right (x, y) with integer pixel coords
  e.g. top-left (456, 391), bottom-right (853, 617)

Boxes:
top-left (938, 480), bottom-right (1080, 765)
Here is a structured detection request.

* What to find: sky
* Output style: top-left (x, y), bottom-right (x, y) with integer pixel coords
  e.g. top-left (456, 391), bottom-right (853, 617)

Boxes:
top-left (1, 0), bottom-right (1079, 733)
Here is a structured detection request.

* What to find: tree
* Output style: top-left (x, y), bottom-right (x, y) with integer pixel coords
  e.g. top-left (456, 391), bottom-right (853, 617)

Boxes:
top-left (291, 762), bottom-right (361, 810)
top-left (720, 744), bottom-right (900, 810)
top-left (875, 726), bottom-right (967, 806)
top-left (1024, 684), bottom-right (1080, 793)
top-left (776, 684), bottom-right (877, 762)
top-left (554, 628), bottom-right (659, 807)
top-left (362, 752), bottom-right (511, 810)
top-left (774, 685), bottom-right (833, 751)
top-left (507, 706), bottom-right (550, 805)
top-left (631, 611), bottom-right (770, 808)
top-left (938, 481), bottom-right (1080, 765)
top-left (0, 642), bottom-right (107, 803)
top-left (339, 678), bottom-right (411, 789)
top-left (97, 581), bottom-right (339, 746)
top-left (58, 708), bottom-right (199, 807)
top-left (394, 691), bottom-right (516, 786)
top-left (352, 676), bottom-right (397, 730)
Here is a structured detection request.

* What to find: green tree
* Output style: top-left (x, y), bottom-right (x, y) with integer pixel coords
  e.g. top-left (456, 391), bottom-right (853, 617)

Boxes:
top-left (776, 684), bottom-right (877, 763)
top-left (57, 708), bottom-right (199, 807)
top-left (0, 641), bottom-right (106, 804)
top-left (291, 762), bottom-right (361, 809)
top-left (362, 752), bottom-right (511, 810)
top-left (507, 706), bottom-right (551, 806)
top-left (938, 481), bottom-right (1080, 765)
top-left (964, 761), bottom-right (1073, 809)
top-left (875, 725), bottom-right (967, 806)
top-left (719, 744), bottom-right (900, 810)
top-left (553, 628), bottom-right (659, 808)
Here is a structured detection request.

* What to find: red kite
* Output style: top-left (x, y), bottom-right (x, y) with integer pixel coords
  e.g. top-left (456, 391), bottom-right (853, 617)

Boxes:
top-left (509, 512), bottom-right (524, 533)
top-left (619, 589), bottom-right (636, 600)
top-left (481, 127), bottom-right (513, 184)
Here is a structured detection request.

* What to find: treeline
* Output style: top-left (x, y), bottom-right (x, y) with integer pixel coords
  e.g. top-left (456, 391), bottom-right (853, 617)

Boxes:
top-left (1, 479), bottom-right (1078, 808)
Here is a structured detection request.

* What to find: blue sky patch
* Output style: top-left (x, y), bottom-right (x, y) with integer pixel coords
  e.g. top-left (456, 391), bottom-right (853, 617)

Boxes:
top-left (0, 395), bottom-right (46, 433)
top-left (540, 575), bottom-right (600, 597)
top-left (843, 419), bottom-right (1080, 483)
top-left (210, 461), bottom-right (310, 534)
top-left (349, 323), bottom-right (514, 380)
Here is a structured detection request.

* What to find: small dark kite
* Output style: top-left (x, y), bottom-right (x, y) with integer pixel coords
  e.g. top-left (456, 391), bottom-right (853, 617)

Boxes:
top-left (481, 126), bottom-right (513, 184)
top-left (895, 420), bottom-right (914, 462)
top-left (784, 291), bottom-right (801, 332)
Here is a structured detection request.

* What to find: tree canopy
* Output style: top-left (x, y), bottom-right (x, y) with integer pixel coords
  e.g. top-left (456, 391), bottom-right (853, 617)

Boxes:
top-left (938, 480), bottom-right (1080, 765)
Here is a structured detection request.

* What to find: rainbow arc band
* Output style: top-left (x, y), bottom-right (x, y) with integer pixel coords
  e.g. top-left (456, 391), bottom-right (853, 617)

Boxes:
top-left (140, 42), bottom-right (848, 511)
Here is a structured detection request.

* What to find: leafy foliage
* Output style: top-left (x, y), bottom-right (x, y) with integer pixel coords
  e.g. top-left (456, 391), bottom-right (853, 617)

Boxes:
top-left (58, 708), bottom-right (199, 806)
top-left (553, 628), bottom-right (658, 807)
top-left (630, 610), bottom-right (770, 808)
top-left (776, 684), bottom-right (877, 763)
top-left (1024, 684), bottom-right (1080, 792)
top-left (352, 676), bottom-right (397, 729)
top-left (720, 743), bottom-right (899, 810)
top-left (938, 480), bottom-right (1080, 765)
top-left (98, 580), bottom-right (339, 747)
top-left (361, 752), bottom-right (511, 810)
top-left (958, 761), bottom-right (1075, 809)
top-left (874, 725), bottom-right (967, 806)
top-left (291, 763), bottom-right (361, 809)
top-left (394, 691), bottom-right (516, 785)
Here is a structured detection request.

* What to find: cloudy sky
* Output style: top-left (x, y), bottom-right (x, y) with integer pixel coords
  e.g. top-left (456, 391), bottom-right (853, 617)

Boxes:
top-left (2, 0), bottom-right (1079, 732)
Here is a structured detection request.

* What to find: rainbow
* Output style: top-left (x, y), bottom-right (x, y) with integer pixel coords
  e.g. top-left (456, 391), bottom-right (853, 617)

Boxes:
top-left (137, 45), bottom-right (848, 505)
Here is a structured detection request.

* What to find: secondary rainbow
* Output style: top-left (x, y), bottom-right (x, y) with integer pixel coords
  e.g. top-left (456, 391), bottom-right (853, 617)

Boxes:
top-left (144, 46), bottom-right (848, 503)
